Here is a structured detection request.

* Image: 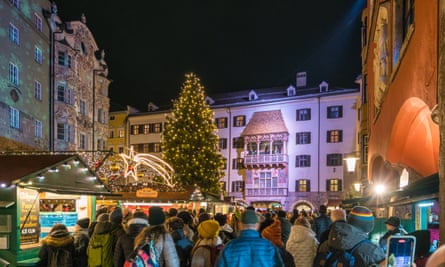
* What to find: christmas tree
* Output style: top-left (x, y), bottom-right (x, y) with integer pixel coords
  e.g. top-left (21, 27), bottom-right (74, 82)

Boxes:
top-left (162, 73), bottom-right (225, 193)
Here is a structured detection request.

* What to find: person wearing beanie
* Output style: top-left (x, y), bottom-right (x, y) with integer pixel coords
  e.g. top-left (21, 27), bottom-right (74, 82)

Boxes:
top-left (315, 206), bottom-right (386, 267)
top-left (314, 204), bottom-right (332, 241)
top-left (191, 220), bottom-right (223, 267)
top-left (134, 207), bottom-right (180, 267)
top-left (286, 217), bottom-right (318, 267)
top-left (379, 215), bottom-right (408, 253)
top-left (39, 223), bottom-right (75, 266)
top-left (109, 207), bottom-right (125, 254)
top-left (73, 218), bottom-right (90, 267)
top-left (88, 206), bottom-right (109, 237)
top-left (215, 210), bottom-right (284, 267)
top-left (114, 210), bottom-right (149, 267)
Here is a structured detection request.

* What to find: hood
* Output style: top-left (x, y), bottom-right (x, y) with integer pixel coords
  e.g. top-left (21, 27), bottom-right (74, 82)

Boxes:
top-left (221, 224), bottom-right (234, 233)
top-left (328, 222), bottom-right (368, 250)
top-left (42, 230), bottom-right (74, 247)
top-left (93, 221), bottom-right (112, 235)
top-left (290, 225), bottom-right (316, 243)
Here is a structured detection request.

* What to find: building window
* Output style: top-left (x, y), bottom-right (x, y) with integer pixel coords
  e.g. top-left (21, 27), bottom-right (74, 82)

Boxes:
top-left (98, 109), bottom-right (104, 123)
top-left (218, 138), bottom-right (227, 150)
top-left (131, 125), bottom-right (139, 135)
top-left (67, 55), bottom-right (73, 69)
top-left (296, 132), bottom-right (311, 144)
top-left (34, 13), bottom-right (43, 32)
top-left (9, 107), bottom-right (20, 129)
top-left (327, 130), bottom-right (343, 143)
top-left (296, 155), bottom-right (311, 167)
top-left (118, 147), bottom-right (124, 153)
top-left (143, 124), bottom-right (150, 134)
top-left (79, 100), bottom-right (87, 115)
top-left (393, 0), bottom-right (415, 64)
top-left (34, 80), bottom-right (42, 101)
top-left (327, 105), bottom-right (343, 119)
top-left (232, 137), bottom-right (244, 149)
top-left (58, 51), bottom-right (66, 66)
top-left (57, 123), bottom-right (74, 142)
top-left (34, 46), bottom-right (43, 64)
top-left (296, 179), bottom-right (311, 192)
top-left (233, 115), bottom-right (246, 127)
top-left (232, 181), bottom-right (244, 192)
top-left (148, 143), bottom-right (162, 153)
top-left (327, 178), bottom-right (342, 192)
top-left (222, 158), bottom-right (227, 169)
top-left (79, 134), bottom-right (86, 149)
top-left (109, 115), bottom-right (115, 120)
top-left (327, 153), bottom-right (343, 166)
top-left (362, 135), bottom-right (368, 164)
top-left (296, 108), bottom-right (311, 121)
top-left (9, 63), bottom-right (19, 86)
top-left (118, 129), bottom-right (125, 138)
top-left (66, 88), bottom-right (74, 105)
top-left (253, 171), bottom-right (277, 192)
top-left (57, 123), bottom-right (65, 140)
top-left (9, 23), bottom-right (19, 45)
top-left (232, 158), bottom-right (244, 169)
top-left (109, 130), bottom-right (114, 138)
top-left (9, 0), bottom-right (20, 8)
top-left (151, 123), bottom-right (162, 133)
top-left (57, 83), bottom-right (65, 102)
top-left (215, 117), bottom-right (228, 129)
top-left (35, 120), bottom-right (43, 138)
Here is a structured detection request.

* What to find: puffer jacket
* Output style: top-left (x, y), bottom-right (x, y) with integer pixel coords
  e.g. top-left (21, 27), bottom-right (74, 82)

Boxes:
top-left (317, 222), bottom-right (386, 266)
top-left (286, 224), bottom-right (318, 267)
top-left (114, 218), bottom-right (148, 267)
top-left (38, 229), bottom-right (75, 267)
top-left (215, 229), bottom-right (284, 267)
top-left (73, 228), bottom-right (89, 267)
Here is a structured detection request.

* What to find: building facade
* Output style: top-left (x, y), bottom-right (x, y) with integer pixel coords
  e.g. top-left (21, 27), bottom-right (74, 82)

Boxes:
top-left (361, 0), bottom-right (440, 240)
top-left (49, 7), bottom-right (111, 152)
top-left (126, 73), bottom-right (360, 211)
top-left (0, 0), bottom-right (52, 151)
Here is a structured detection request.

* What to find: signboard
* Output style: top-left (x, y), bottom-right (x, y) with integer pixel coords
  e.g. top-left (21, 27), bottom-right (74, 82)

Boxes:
top-left (136, 188), bottom-right (158, 198)
top-left (19, 188), bottom-right (40, 246)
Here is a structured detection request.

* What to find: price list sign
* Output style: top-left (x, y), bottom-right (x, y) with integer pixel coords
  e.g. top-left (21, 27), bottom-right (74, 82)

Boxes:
top-left (19, 188), bottom-right (40, 245)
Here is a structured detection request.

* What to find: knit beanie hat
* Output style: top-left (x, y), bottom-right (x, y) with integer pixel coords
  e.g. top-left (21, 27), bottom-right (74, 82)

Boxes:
top-left (348, 206), bottom-right (374, 233)
top-left (149, 206), bottom-right (166, 225)
top-left (198, 220), bottom-right (220, 239)
top-left (261, 220), bottom-right (283, 247)
top-left (241, 210), bottom-right (258, 224)
top-left (110, 207), bottom-right (123, 224)
top-left (97, 213), bottom-right (109, 222)
top-left (76, 217), bottom-right (90, 229)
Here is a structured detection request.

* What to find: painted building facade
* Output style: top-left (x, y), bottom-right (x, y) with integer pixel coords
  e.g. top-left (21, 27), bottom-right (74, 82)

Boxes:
top-left (0, 0), bottom-right (52, 151)
top-left (126, 74), bottom-right (360, 211)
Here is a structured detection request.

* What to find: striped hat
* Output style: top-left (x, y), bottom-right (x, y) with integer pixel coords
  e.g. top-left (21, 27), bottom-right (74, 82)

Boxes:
top-left (347, 206), bottom-right (374, 233)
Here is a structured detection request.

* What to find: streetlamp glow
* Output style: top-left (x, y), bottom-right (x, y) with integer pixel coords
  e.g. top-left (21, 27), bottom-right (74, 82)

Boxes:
top-left (374, 183), bottom-right (385, 194)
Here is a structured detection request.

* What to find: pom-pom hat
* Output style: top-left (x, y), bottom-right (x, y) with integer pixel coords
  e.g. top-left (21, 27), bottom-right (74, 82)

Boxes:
top-left (149, 206), bottom-right (166, 225)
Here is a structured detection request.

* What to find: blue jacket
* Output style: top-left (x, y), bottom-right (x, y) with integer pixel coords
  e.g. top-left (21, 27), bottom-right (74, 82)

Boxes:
top-left (215, 229), bottom-right (284, 267)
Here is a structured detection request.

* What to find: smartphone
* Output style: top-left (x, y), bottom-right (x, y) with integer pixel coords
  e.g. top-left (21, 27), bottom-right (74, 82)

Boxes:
top-left (386, 235), bottom-right (416, 267)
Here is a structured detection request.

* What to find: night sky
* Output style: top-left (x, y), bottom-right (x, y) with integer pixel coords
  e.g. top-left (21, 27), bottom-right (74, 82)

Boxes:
top-left (53, 0), bottom-right (366, 111)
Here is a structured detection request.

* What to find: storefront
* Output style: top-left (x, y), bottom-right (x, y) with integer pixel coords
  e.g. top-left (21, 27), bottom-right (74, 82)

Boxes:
top-left (0, 154), bottom-right (113, 266)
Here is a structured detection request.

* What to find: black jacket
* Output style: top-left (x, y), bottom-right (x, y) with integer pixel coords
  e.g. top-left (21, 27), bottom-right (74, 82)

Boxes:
top-left (113, 219), bottom-right (148, 267)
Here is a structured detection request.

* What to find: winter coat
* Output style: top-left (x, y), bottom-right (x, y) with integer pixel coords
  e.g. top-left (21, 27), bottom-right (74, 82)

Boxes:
top-left (38, 229), bottom-right (75, 267)
top-left (286, 224), bottom-right (318, 267)
top-left (379, 226), bottom-right (408, 253)
top-left (114, 219), bottom-right (148, 267)
top-left (277, 217), bottom-right (291, 246)
top-left (314, 213), bottom-right (332, 241)
top-left (317, 222), bottom-right (386, 266)
top-left (73, 228), bottom-right (89, 267)
top-left (215, 229), bottom-right (284, 267)
top-left (191, 237), bottom-right (223, 267)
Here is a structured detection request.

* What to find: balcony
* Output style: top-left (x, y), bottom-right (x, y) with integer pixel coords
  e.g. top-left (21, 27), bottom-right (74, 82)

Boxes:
top-left (244, 153), bottom-right (288, 168)
top-left (246, 187), bottom-right (288, 196)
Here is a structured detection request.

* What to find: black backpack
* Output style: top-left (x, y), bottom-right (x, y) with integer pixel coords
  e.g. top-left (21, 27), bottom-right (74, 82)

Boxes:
top-left (48, 247), bottom-right (72, 267)
top-left (313, 239), bottom-right (370, 267)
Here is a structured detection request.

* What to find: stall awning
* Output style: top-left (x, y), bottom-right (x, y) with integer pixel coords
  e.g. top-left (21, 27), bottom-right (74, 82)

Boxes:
top-left (388, 173), bottom-right (439, 206)
top-left (0, 154), bottom-right (115, 196)
top-left (326, 199), bottom-right (342, 207)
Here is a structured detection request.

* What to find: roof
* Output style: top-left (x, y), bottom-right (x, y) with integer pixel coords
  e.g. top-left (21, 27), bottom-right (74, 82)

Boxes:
top-left (241, 110), bottom-right (288, 136)
top-left (0, 154), bottom-right (113, 196)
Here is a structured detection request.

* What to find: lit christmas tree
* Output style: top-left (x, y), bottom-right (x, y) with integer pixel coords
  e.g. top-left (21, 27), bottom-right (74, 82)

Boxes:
top-left (162, 73), bottom-right (225, 193)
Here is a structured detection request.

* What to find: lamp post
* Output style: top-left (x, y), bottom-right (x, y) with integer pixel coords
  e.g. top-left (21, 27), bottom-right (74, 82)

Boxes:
top-left (344, 151), bottom-right (361, 198)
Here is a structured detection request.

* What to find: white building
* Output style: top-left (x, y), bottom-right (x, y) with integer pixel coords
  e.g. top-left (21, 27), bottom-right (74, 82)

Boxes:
top-left (125, 72), bottom-right (359, 211)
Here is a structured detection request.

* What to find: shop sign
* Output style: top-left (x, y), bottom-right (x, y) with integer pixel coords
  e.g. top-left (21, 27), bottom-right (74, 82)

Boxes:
top-left (136, 187), bottom-right (158, 198)
top-left (19, 188), bottom-right (40, 246)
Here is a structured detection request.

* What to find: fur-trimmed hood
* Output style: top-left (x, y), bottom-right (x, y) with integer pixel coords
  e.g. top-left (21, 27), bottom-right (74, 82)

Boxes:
top-left (41, 229), bottom-right (74, 247)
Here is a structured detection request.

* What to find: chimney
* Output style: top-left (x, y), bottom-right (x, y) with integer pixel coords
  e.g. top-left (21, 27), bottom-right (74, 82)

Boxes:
top-left (296, 72), bottom-right (307, 88)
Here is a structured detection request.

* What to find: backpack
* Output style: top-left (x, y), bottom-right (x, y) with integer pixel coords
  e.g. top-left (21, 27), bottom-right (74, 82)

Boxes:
top-left (174, 233), bottom-right (193, 267)
top-left (313, 239), bottom-right (370, 267)
top-left (49, 247), bottom-right (72, 267)
top-left (124, 239), bottom-right (160, 267)
top-left (87, 231), bottom-right (114, 267)
top-left (196, 245), bottom-right (223, 266)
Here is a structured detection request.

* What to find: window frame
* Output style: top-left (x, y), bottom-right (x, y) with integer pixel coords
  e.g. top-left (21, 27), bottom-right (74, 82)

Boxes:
top-left (216, 117), bottom-right (228, 129)
top-left (296, 131), bottom-right (311, 144)
top-left (9, 23), bottom-right (19, 45)
top-left (296, 108), bottom-right (311, 121)
top-left (34, 46), bottom-right (43, 64)
top-left (34, 13), bottom-right (43, 32)
top-left (295, 155), bottom-right (311, 167)
top-left (326, 153), bottom-right (343, 166)
top-left (34, 80), bottom-right (42, 101)
top-left (9, 62), bottom-right (19, 86)
top-left (296, 179), bottom-right (311, 192)
top-left (233, 115), bottom-right (246, 127)
top-left (327, 130), bottom-right (343, 143)
top-left (35, 120), bottom-right (42, 138)
top-left (9, 106), bottom-right (20, 129)
top-left (327, 105), bottom-right (343, 119)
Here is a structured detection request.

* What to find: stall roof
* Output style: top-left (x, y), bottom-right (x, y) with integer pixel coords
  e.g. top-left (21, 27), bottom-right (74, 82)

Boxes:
top-left (0, 154), bottom-right (114, 196)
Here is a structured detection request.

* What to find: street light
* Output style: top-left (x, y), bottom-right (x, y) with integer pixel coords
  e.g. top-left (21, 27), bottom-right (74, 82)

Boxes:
top-left (344, 151), bottom-right (361, 197)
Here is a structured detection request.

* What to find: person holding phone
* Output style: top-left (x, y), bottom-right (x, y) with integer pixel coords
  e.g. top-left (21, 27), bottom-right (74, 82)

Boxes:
top-left (379, 216), bottom-right (408, 253)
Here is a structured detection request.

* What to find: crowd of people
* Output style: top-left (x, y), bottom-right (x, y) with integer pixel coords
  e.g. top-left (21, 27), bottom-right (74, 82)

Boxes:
top-left (36, 204), bottom-right (443, 267)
